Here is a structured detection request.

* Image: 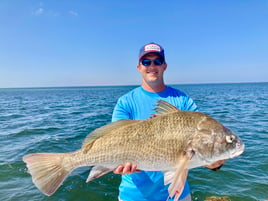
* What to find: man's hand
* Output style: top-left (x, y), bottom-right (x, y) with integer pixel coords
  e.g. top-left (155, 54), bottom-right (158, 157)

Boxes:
top-left (113, 162), bottom-right (140, 175)
top-left (205, 159), bottom-right (226, 170)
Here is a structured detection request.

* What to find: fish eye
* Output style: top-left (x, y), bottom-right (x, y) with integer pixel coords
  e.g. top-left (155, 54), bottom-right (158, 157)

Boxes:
top-left (226, 135), bottom-right (236, 143)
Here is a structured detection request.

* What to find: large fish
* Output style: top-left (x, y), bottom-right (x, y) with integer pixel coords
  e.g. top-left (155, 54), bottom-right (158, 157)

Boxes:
top-left (23, 100), bottom-right (244, 200)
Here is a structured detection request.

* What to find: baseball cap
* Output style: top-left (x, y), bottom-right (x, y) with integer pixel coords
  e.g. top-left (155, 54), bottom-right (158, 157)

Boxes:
top-left (138, 42), bottom-right (165, 61)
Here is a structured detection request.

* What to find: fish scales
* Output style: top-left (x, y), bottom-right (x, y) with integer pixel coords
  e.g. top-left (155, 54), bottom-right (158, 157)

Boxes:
top-left (76, 111), bottom-right (212, 170)
top-left (83, 114), bottom-right (186, 169)
top-left (78, 124), bottom-right (163, 169)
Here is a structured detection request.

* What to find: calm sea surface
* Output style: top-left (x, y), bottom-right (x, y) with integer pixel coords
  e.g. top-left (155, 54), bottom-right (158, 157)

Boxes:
top-left (0, 83), bottom-right (267, 201)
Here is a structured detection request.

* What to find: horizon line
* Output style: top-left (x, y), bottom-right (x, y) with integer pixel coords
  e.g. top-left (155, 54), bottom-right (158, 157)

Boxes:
top-left (0, 81), bottom-right (267, 90)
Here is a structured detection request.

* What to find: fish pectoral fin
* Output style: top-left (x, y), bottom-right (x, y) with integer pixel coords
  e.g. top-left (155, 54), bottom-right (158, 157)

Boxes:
top-left (166, 155), bottom-right (191, 201)
top-left (86, 166), bottom-right (111, 183)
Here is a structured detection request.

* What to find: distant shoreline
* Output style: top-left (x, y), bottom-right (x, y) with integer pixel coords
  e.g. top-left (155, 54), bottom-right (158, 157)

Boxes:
top-left (0, 81), bottom-right (267, 90)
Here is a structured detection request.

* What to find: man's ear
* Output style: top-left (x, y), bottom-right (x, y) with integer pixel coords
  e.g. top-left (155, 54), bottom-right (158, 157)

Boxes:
top-left (137, 64), bottom-right (142, 72)
top-left (163, 63), bottom-right (167, 71)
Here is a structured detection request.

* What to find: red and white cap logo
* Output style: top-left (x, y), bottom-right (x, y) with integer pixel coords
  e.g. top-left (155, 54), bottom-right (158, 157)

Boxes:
top-left (144, 44), bottom-right (161, 52)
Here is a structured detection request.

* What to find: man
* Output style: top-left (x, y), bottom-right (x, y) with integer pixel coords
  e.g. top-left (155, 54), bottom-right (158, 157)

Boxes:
top-left (112, 42), bottom-right (225, 201)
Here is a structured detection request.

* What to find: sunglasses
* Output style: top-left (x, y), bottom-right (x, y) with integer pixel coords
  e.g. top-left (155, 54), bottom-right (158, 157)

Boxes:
top-left (140, 58), bottom-right (165, 66)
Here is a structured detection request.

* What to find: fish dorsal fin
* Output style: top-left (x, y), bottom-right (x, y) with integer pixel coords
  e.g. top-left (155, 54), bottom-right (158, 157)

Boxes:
top-left (82, 119), bottom-right (140, 151)
top-left (154, 100), bottom-right (179, 115)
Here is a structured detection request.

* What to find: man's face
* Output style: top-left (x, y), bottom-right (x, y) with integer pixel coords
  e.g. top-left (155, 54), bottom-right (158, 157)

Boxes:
top-left (137, 53), bottom-right (167, 84)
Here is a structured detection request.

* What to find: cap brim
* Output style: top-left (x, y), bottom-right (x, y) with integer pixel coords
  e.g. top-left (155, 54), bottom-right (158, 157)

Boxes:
top-left (139, 52), bottom-right (164, 61)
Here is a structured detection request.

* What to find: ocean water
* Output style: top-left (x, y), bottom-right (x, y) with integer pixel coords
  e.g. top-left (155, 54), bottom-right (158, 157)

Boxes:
top-left (0, 83), bottom-right (267, 201)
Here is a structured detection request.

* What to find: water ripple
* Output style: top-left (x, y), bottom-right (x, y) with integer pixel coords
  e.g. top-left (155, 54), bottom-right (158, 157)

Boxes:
top-left (0, 84), bottom-right (267, 201)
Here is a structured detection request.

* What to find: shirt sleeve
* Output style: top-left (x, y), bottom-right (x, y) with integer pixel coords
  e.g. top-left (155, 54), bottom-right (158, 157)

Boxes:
top-left (112, 98), bottom-right (131, 122)
top-left (183, 96), bottom-right (199, 112)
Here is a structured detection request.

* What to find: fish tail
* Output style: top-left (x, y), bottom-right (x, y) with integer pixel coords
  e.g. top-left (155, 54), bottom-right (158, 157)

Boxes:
top-left (23, 152), bottom-right (75, 196)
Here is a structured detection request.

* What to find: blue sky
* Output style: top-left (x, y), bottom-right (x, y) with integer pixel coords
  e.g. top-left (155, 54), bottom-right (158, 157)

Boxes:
top-left (0, 0), bottom-right (267, 88)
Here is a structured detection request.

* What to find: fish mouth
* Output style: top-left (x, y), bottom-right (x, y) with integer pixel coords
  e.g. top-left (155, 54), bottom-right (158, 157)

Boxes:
top-left (230, 142), bottom-right (245, 158)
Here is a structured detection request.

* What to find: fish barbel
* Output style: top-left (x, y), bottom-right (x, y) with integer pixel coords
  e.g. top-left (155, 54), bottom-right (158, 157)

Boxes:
top-left (23, 100), bottom-right (244, 200)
